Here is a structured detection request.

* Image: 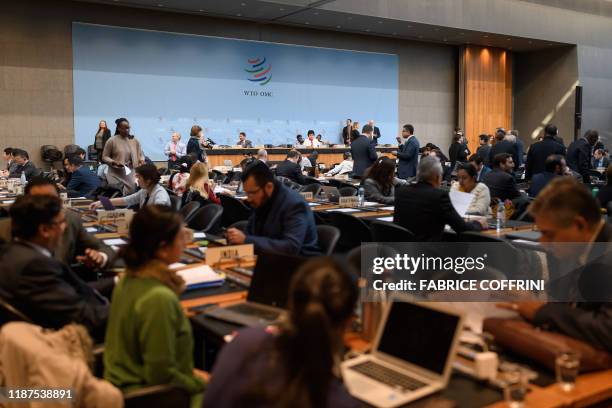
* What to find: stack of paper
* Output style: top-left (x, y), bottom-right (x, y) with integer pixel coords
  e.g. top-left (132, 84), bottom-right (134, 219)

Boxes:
top-left (178, 265), bottom-right (225, 289)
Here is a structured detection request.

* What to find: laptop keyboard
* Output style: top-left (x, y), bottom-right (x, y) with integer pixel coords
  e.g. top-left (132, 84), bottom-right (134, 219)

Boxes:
top-left (350, 361), bottom-right (426, 392)
top-left (229, 303), bottom-right (280, 321)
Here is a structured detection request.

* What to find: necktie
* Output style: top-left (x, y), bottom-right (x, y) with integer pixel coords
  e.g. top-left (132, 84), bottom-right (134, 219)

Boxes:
top-left (171, 143), bottom-right (177, 161)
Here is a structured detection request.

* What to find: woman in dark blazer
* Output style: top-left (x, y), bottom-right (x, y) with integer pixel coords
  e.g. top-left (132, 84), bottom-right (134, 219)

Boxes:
top-left (94, 120), bottom-right (111, 163)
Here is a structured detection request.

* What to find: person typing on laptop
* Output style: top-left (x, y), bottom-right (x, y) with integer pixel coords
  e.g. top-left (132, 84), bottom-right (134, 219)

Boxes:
top-left (203, 257), bottom-right (359, 408)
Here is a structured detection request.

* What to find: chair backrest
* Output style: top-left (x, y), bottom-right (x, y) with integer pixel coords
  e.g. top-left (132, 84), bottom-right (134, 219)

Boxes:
top-left (300, 183), bottom-right (322, 196)
top-left (276, 176), bottom-right (302, 190)
top-left (124, 385), bottom-right (191, 408)
top-left (179, 201), bottom-right (200, 223)
top-left (169, 195), bottom-right (181, 211)
top-left (316, 225), bottom-right (341, 255)
top-left (187, 204), bottom-right (223, 233)
top-left (219, 194), bottom-right (252, 227)
top-left (230, 220), bottom-right (249, 233)
top-left (328, 212), bottom-right (372, 253)
top-left (370, 221), bottom-right (415, 242)
top-left (338, 186), bottom-right (357, 197)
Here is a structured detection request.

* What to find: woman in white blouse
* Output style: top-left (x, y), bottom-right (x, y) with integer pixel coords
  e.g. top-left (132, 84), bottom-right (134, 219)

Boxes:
top-left (451, 162), bottom-right (491, 216)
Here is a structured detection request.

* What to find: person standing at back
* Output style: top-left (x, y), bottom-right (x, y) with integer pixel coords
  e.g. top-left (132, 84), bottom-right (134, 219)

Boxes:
top-left (525, 124), bottom-right (566, 180)
top-left (203, 257), bottom-right (360, 408)
top-left (186, 125), bottom-right (208, 163)
top-left (342, 119), bottom-right (353, 145)
top-left (476, 134), bottom-right (492, 167)
top-left (448, 130), bottom-right (470, 169)
top-left (102, 118), bottom-right (144, 195)
top-left (395, 124), bottom-right (419, 180)
top-left (567, 129), bottom-right (599, 183)
top-left (350, 126), bottom-right (378, 179)
top-left (164, 132), bottom-right (187, 170)
top-left (94, 120), bottom-right (111, 163)
top-left (488, 128), bottom-right (518, 168)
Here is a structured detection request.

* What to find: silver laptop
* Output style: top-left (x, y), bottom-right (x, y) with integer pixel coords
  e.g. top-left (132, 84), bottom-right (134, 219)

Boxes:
top-left (341, 300), bottom-right (464, 408)
top-left (204, 253), bottom-right (306, 327)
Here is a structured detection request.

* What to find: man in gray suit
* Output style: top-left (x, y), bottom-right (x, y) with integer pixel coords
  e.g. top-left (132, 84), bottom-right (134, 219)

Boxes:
top-left (395, 124), bottom-right (420, 179)
top-left (0, 177), bottom-right (115, 270)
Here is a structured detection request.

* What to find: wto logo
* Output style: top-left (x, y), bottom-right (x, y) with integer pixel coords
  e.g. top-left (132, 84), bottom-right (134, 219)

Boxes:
top-left (245, 57), bottom-right (272, 86)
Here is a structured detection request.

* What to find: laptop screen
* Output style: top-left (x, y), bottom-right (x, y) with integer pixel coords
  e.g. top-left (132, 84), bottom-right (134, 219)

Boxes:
top-left (247, 252), bottom-right (307, 308)
top-left (377, 302), bottom-right (460, 375)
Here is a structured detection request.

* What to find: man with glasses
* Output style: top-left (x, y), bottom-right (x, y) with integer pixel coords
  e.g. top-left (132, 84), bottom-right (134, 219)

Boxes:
top-left (0, 195), bottom-right (109, 340)
top-left (225, 160), bottom-right (320, 255)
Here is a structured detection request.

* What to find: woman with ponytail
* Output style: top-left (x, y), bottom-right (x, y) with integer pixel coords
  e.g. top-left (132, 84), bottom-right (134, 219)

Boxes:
top-left (203, 257), bottom-right (359, 408)
top-left (103, 205), bottom-right (205, 407)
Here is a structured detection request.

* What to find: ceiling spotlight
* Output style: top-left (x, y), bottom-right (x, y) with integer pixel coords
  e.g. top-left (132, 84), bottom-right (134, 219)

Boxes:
top-left (157, 3), bottom-right (163, 7)
top-left (336, 25), bottom-right (341, 29)
top-left (365, 28), bottom-right (371, 32)
top-left (305, 21), bottom-right (310, 25)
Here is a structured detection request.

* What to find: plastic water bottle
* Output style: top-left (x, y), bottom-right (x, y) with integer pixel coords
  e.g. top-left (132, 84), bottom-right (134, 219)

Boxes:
top-left (592, 187), bottom-right (599, 198)
top-left (20, 171), bottom-right (26, 186)
top-left (358, 186), bottom-right (365, 207)
top-left (496, 201), bottom-right (505, 232)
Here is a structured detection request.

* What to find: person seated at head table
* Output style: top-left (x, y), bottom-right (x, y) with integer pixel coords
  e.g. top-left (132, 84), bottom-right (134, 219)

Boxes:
top-left (482, 153), bottom-right (522, 202)
top-left (0, 195), bottom-right (109, 341)
top-left (294, 134), bottom-right (305, 147)
top-left (236, 131), bottom-right (253, 148)
top-left (528, 154), bottom-right (569, 198)
top-left (498, 177), bottom-right (612, 353)
top-left (451, 162), bottom-right (491, 216)
top-left (276, 150), bottom-right (306, 185)
top-left (304, 130), bottom-right (321, 148)
top-left (169, 155), bottom-right (194, 196)
top-left (595, 165), bottom-right (612, 209)
top-left (90, 164), bottom-right (170, 210)
top-left (181, 162), bottom-right (220, 207)
top-left (225, 160), bottom-right (320, 256)
top-left (9, 148), bottom-right (41, 180)
top-left (103, 205), bottom-right (206, 404)
top-left (203, 257), bottom-right (359, 408)
top-left (362, 157), bottom-right (406, 205)
top-left (315, 134), bottom-right (328, 146)
top-left (325, 152), bottom-right (353, 176)
top-left (0, 177), bottom-right (115, 270)
top-left (64, 154), bottom-right (102, 199)
top-left (394, 156), bottom-right (487, 241)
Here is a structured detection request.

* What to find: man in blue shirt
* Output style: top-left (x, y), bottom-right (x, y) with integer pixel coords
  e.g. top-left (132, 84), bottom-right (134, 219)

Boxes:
top-left (225, 160), bottom-right (319, 256)
top-left (65, 155), bottom-right (101, 198)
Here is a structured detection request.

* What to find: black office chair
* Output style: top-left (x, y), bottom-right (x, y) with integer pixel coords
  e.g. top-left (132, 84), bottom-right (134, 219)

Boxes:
top-left (338, 186), bottom-right (357, 197)
top-left (188, 204), bottom-right (223, 233)
top-left (179, 201), bottom-right (200, 223)
top-left (316, 225), bottom-right (341, 255)
top-left (328, 212), bottom-right (372, 253)
top-left (370, 221), bottom-right (415, 242)
top-left (276, 176), bottom-right (302, 191)
top-left (229, 220), bottom-right (248, 233)
top-left (219, 194), bottom-right (252, 228)
top-left (300, 183), bottom-right (322, 196)
top-left (124, 385), bottom-right (191, 408)
top-left (169, 195), bottom-right (181, 211)
top-left (302, 176), bottom-right (322, 185)
top-left (326, 179), bottom-right (353, 189)
top-left (0, 295), bottom-right (32, 326)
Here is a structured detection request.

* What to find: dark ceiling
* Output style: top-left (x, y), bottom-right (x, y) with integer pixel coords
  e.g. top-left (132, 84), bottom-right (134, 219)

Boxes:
top-left (71, 0), bottom-right (571, 51)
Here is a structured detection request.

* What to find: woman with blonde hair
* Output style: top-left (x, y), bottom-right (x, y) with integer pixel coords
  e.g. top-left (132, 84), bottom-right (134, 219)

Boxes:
top-left (181, 162), bottom-right (220, 207)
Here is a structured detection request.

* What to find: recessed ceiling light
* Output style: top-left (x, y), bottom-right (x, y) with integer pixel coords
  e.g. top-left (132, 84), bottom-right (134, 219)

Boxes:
top-left (336, 25), bottom-right (341, 29)
top-left (157, 3), bottom-right (163, 7)
top-left (305, 21), bottom-right (310, 25)
top-left (236, 13), bottom-right (242, 16)
top-left (443, 38), bottom-right (448, 42)
top-left (199, 9), bottom-right (204, 12)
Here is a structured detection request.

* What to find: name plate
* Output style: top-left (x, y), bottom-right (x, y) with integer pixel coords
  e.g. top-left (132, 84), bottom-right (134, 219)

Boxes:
top-left (300, 192), bottom-right (313, 201)
top-left (0, 179), bottom-right (7, 188)
top-left (206, 244), bottom-right (254, 266)
top-left (339, 196), bottom-right (359, 208)
top-left (97, 209), bottom-right (134, 234)
top-left (6, 180), bottom-right (16, 193)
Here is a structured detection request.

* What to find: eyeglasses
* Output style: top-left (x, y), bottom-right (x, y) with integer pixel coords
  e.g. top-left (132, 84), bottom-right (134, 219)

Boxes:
top-left (244, 187), bottom-right (262, 197)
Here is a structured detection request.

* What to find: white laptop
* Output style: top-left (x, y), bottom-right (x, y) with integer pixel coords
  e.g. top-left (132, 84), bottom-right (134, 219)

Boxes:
top-left (341, 300), bottom-right (464, 408)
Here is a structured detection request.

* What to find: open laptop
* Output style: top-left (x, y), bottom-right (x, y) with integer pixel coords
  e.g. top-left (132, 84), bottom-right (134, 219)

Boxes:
top-left (341, 300), bottom-right (464, 408)
top-left (204, 252), bottom-right (307, 327)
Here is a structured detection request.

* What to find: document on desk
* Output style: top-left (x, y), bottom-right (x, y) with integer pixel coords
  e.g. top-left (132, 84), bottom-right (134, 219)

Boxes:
top-left (449, 190), bottom-right (474, 217)
top-left (380, 206), bottom-right (394, 211)
top-left (86, 227), bottom-right (98, 233)
top-left (362, 201), bottom-right (383, 207)
top-left (103, 238), bottom-right (127, 246)
top-left (326, 208), bottom-right (360, 213)
top-left (178, 265), bottom-right (225, 289)
top-left (308, 202), bottom-right (321, 207)
top-left (376, 216), bottom-right (394, 222)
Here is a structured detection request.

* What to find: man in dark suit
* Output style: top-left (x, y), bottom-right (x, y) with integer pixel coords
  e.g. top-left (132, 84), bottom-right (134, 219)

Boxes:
top-left (363, 120), bottom-right (382, 144)
top-left (395, 124), bottom-right (420, 179)
top-left (591, 148), bottom-right (610, 169)
top-left (342, 119), bottom-right (352, 145)
top-left (225, 160), bottom-right (319, 255)
top-left (567, 129), bottom-right (599, 183)
top-left (469, 154), bottom-right (491, 182)
top-left (236, 132), bottom-right (253, 148)
top-left (0, 195), bottom-right (109, 339)
top-left (476, 134), bottom-right (492, 167)
top-left (64, 155), bottom-right (101, 198)
top-left (499, 178), bottom-right (612, 352)
top-left (9, 149), bottom-right (41, 180)
top-left (350, 126), bottom-right (378, 178)
top-left (394, 156), bottom-right (486, 241)
top-left (0, 177), bottom-right (115, 270)
top-left (525, 124), bottom-right (567, 179)
top-left (528, 155), bottom-right (567, 197)
top-left (275, 150), bottom-right (306, 184)
top-left (489, 129), bottom-right (519, 168)
top-left (483, 153), bottom-right (522, 201)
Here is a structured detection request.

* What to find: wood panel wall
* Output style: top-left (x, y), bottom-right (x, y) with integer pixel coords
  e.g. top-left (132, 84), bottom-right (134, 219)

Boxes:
top-left (459, 46), bottom-right (513, 153)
